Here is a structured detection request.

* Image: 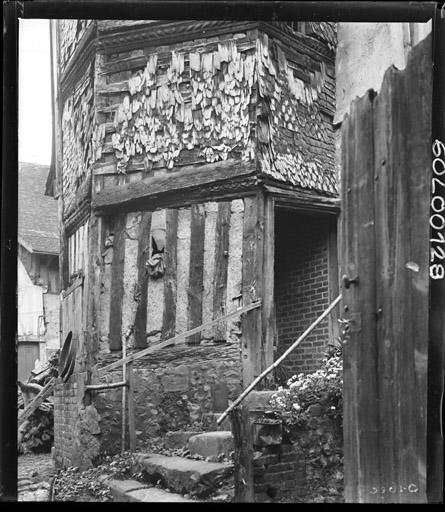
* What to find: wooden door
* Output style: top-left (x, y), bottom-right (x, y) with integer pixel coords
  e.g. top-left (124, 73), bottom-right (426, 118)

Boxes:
top-left (341, 36), bottom-right (432, 503)
top-left (17, 341), bottom-right (40, 382)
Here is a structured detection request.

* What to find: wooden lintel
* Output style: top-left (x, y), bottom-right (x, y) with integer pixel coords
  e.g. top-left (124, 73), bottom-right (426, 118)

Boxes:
top-left (261, 181), bottom-right (340, 215)
top-left (92, 160), bottom-right (257, 214)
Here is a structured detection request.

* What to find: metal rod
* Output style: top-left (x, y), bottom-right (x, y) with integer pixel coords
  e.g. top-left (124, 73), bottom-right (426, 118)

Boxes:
top-left (217, 294), bottom-right (343, 425)
top-left (97, 300), bottom-right (262, 374)
top-left (85, 381), bottom-right (127, 391)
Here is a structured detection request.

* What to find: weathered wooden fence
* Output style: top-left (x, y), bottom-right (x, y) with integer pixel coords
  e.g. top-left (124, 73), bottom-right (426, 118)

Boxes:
top-left (341, 35), bottom-right (432, 503)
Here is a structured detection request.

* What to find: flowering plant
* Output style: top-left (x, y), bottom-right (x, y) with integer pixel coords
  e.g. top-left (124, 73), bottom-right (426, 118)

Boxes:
top-left (268, 346), bottom-right (344, 502)
top-left (269, 345), bottom-right (343, 430)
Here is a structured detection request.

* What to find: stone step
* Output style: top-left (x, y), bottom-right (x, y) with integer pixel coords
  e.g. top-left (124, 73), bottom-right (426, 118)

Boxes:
top-left (188, 431), bottom-right (234, 461)
top-left (165, 431), bottom-right (202, 449)
top-left (136, 453), bottom-right (233, 497)
top-left (107, 478), bottom-right (196, 502)
top-left (202, 412), bottom-right (232, 431)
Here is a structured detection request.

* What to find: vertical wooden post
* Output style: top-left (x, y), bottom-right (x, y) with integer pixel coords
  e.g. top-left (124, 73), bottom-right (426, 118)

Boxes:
top-left (261, 194), bottom-right (275, 386)
top-left (213, 201), bottom-right (231, 341)
top-left (327, 217), bottom-right (340, 346)
top-left (127, 361), bottom-right (136, 452)
top-left (109, 213), bottom-right (126, 351)
top-left (241, 193), bottom-right (264, 387)
top-left (188, 203), bottom-right (205, 344)
top-left (231, 406), bottom-right (254, 502)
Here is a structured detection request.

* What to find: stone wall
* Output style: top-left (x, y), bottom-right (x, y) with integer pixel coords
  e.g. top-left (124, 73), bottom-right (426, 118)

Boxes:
top-left (93, 344), bottom-right (242, 454)
top-left (274, 211), bottom-right (330, 376)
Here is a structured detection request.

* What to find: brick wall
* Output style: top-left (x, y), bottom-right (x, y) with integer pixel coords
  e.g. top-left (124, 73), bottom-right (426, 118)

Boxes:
top-left (53, 379), bottom-right (78, 468)
top-left (253, 444), bottom-right (306, 502)
top-left (53, 374), bottom-right (102, 469)
top-left (274, 211), bottom-right (330, 376)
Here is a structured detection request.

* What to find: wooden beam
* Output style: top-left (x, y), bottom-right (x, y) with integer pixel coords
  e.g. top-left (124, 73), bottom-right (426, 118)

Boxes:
top-left (92, 159), bottom-right (256, 214)
top-left (18, 378), bottom-right (55, 427)
top-left (213, 202), bottom-right (231, 341)
top-left (327, 216), bottom-right (340, 346)
top-left (188, 204), bottom-right (205, 344)
top-left (241, 194), bottom-right (264, 386)
top-left (96, 300), bottom-right (261, 374)
top-left (261, 194), bottom-right (275, 384)
top-left (133, 212), bottom-right (152, 348)
top-left (162, 209), bottom-right (178, 340)
top-left (108, 214), bottom-right (126, 350)
top-left (261, 180), bottom-right (340, 215)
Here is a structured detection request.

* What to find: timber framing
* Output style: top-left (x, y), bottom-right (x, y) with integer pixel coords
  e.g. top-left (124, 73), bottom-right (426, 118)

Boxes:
top-left (91, 164), bottom-right (340, 217)
top-left (92, 159), bottom-right (258, 214)
top-left (57, 20), bottom-right (335, 97)
top-left (91, 160), bottom-right (339, 217)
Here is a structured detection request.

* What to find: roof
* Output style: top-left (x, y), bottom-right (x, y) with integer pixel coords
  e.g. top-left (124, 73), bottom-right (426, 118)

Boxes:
top-left (18, 162), bottom-right (60, 255)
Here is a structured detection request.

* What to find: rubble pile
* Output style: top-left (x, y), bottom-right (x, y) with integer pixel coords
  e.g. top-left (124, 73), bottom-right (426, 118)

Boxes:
top-left (18, 352), bottom-right (59, 454)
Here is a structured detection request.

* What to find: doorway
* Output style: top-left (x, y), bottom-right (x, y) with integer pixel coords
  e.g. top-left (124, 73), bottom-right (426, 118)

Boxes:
top-left (273, 207), bottom-right (338, 383)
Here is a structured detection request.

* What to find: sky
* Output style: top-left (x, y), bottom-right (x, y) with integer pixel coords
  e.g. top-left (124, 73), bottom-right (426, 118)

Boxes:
top-left (19, 19), bottom-right (52, 165)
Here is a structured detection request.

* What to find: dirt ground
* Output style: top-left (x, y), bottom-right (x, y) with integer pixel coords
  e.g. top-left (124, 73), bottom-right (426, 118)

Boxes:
top-left (18, 452), bottom-right (56, 501)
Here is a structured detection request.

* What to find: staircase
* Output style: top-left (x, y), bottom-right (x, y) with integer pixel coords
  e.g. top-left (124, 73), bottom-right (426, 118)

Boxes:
top-left (106, 430), bottom-right (235, 502)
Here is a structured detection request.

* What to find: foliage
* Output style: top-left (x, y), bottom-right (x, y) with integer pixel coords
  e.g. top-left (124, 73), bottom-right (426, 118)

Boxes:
top-left (53, 452), bottom-right (141, 502)
top-left (19, 408), bottom-right (54, 454)
top-left (269, 345), bottom-right (344, 503)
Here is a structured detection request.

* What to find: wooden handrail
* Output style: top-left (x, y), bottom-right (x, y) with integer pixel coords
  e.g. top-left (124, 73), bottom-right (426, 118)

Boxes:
top-left (96, 300), bottom-right (262, 374)
top-left (217, 294), bottom-right (343, 425)
top-left (18, 377), bottom-right (56, 427)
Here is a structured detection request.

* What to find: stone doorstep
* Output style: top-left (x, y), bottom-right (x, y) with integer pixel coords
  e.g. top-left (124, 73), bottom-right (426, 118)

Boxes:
top-left (107, 478), bottom-right (196, 502)
top-left (136, 453), bottom-right (233, 496)
top-left (188, 431), bottom-right (234, 461)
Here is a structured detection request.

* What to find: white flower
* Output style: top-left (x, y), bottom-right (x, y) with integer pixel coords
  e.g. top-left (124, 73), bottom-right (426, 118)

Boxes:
top-left (293, 403), bottom-right (301, 411)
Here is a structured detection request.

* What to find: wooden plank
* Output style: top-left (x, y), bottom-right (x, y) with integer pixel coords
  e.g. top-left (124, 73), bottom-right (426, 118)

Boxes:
top-left (162, 209), bottom-right (178, 340)
top-left (97, 300), bottom-right (262, 374)
top-left (202, 202), bottom-right (218, 340)
top-left (373, 67), bottom-right (398, 504)
top-left (327, 216), bottom-right (340, 346)
top-left (146, 210), bottom-right (165, 343)
top-left (231, 406), bottom-right (254, 502)
top-left (133, 211), bottom-right (152, 348)
top-left (18, 378), bottom-right (55, 426)
top-left (121, 212), bottom-right (141, 348)
top-left (225, 199), bottom-right (244, 344)
top-left (213, 202), bottom-right (231, 341)
top-left (261, 195), bottom-right (275, 383)
top-left (187, 204), bottom-right (205, 344)
top-left (92, 159), bottom-right (256, 212)
top-left (175, 208), bottom-right (191, 334)
top-left (108, 213), bottom-right (126, 350)
top-left (98, 218), bottom-right (113, 342)
top-left (127, 361), bottom-right (136, 451)
top-left (395, 38), bottom-right (430, 503)
top-left (262, 181), bottom-right (340, 215)
top-left (341, 92), bottom-right (379, 502)
top-left (241, 194), bottom-right (264, 386)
